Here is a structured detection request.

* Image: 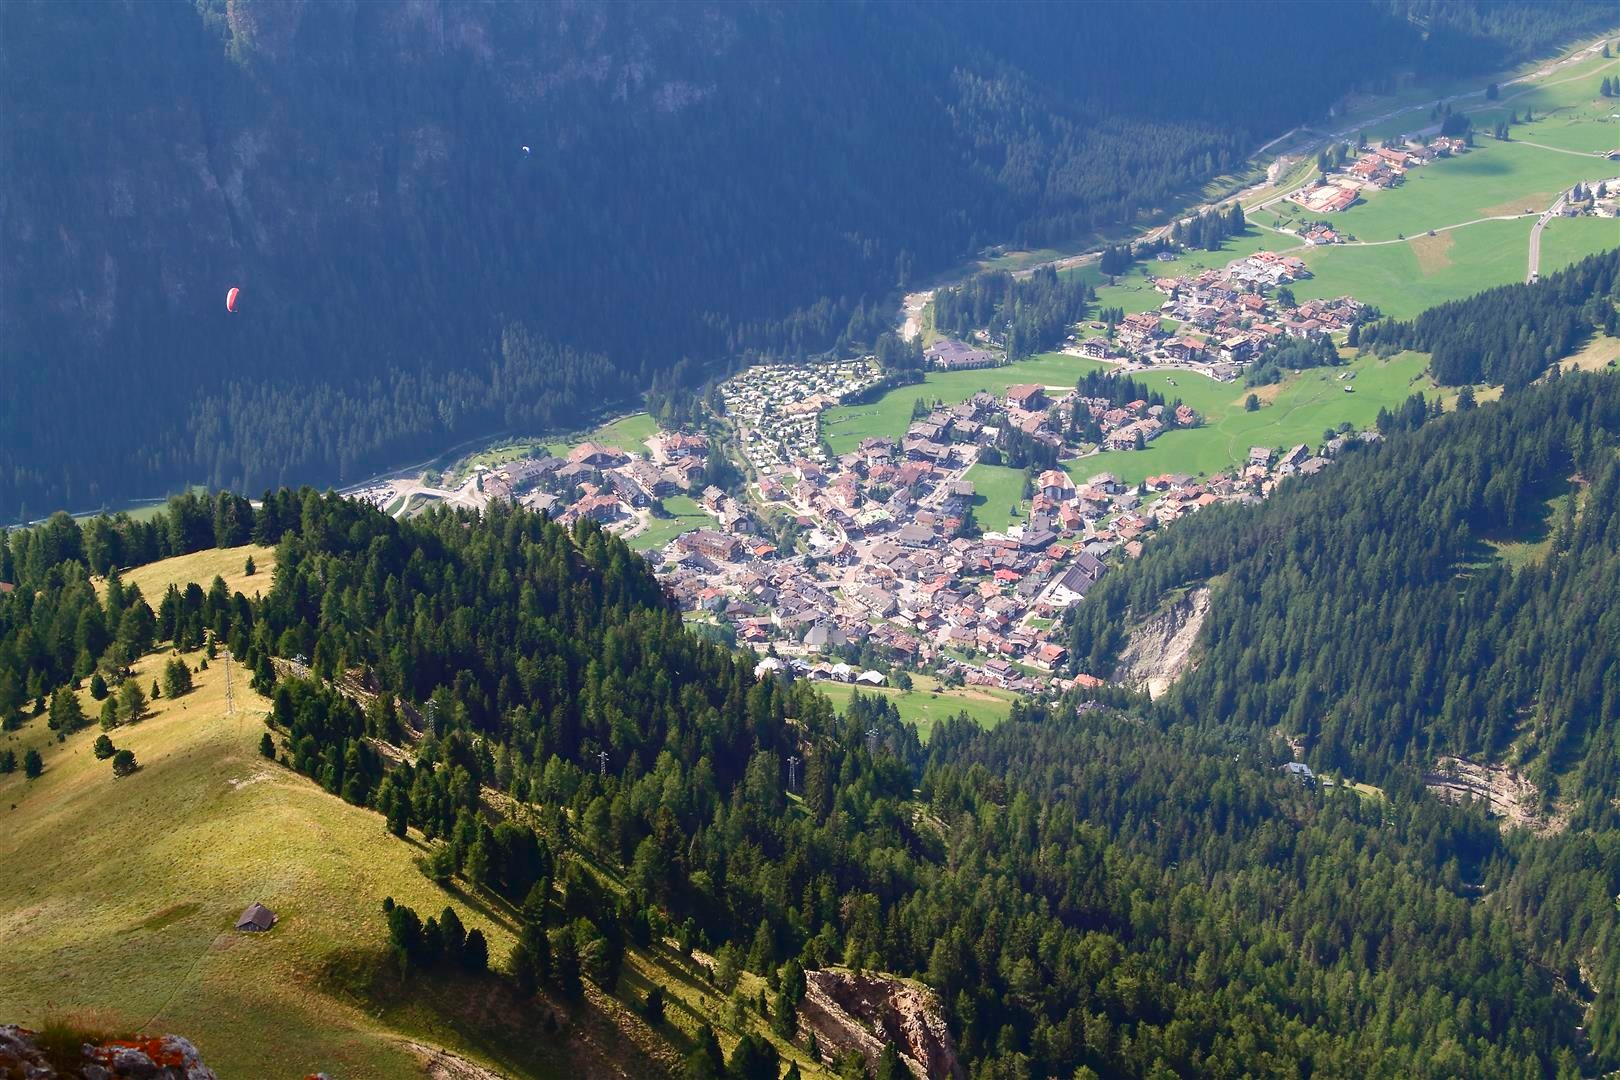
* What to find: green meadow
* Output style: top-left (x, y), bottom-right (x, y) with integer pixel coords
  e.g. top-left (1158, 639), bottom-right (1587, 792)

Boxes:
top-left (1539, 215), bottom-right (1620, 273)
top-left (1296, 217), bottom-right (1537, 318)
top-left (1065, 351), bottom-right (1431, 487)
top-left (963, 462), bottom-right (1032, 532)
top-left (546, 411), bottom-right (658, 458)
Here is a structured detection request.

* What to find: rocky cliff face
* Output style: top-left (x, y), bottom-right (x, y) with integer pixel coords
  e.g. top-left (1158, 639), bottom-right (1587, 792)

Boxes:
top-left (1112, 585), bottom-right (1210, 698)
top-left (0, 1024), bottom-right (217, 1080)
top-left (800, 969), bottom-right (964, 1080)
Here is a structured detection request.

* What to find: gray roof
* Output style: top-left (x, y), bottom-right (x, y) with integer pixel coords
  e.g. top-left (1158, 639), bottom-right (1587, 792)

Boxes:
top-left (236, 902), bottom-right (276, 931)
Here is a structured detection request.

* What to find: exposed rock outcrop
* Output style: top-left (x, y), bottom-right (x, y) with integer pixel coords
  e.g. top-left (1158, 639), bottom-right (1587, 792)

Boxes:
top-left (800, 969), bottom-right (964, 1080)
top-left (1423, 756), bottom-right (1567, 835)
top-left (1113, 585), bottom-right (1210, 698)
top-left (0, 1025), bottom-right (217, 1079)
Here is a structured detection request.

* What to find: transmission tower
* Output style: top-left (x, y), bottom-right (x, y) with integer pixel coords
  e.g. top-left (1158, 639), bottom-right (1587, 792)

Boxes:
top-left (787, 754), bottom-right (801, 791)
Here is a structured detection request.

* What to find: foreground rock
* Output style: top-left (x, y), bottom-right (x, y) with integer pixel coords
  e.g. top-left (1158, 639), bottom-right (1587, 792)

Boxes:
top-left (800, 969), bottom-right (964, 1080)
top-left (0, 1024), bottom-right (217, 1079)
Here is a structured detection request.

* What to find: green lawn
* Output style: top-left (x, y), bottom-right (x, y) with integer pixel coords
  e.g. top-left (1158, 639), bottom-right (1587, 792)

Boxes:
top-left (963, 463), bottom-right (1031, 532)
top-left (1066, 351), bottom-right (1430, 486)
top-left (629, 494), bottom-right (717, 552)
top-left (815, 676), bottom-right (1016, 740)
top-left (1538, 215), bottom-right (1620, 274)
top-left (821, 355), bottom-right (1110, 454)
top-left (1296, 217), bottom-right (1536, 319)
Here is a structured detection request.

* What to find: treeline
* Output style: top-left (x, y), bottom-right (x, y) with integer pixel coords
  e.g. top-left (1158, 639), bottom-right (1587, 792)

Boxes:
top-left (932, 266), bottom-right (1093, 360)
top-left (1358, 248), bottom-right (1620, 388)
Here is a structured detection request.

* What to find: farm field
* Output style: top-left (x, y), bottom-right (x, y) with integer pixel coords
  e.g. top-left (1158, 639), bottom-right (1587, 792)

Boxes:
top-left (1066, 351), bottom-right (1430, 487)
top-left (630, 494), bottom-right (717, 552)
top-left (821, 355), bottom-right (1109, 454)
top-left (963, 463), bottom-right (1031, 532)
top-left (96, 544), bottom-right (278, 604)
top-left (1538, 215), bottom-right (1620, 274)
top-left (1296, 217), bottom-right (1536, 318)
top-left (814, 675), bottom-right (1016, 740)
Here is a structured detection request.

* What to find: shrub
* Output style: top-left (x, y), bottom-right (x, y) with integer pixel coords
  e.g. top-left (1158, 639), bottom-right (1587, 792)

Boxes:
top-left (93, 734), bottom-right (116, 759)
top-left (111, 749), bottom-right (139, 777)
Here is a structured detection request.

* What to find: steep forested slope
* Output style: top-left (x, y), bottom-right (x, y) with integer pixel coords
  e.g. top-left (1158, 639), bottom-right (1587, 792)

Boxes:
top-left (1067, 374), bottom-right (1620, 811)
top-left (6, 486), bottom-right (1615, 1076)
top-left (3, 0), bottom-right (1611, 519)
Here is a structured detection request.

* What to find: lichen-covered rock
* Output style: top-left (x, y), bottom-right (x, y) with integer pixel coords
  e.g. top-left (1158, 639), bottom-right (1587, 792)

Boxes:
top-left (0, 1025), bottom-right (217, 1080)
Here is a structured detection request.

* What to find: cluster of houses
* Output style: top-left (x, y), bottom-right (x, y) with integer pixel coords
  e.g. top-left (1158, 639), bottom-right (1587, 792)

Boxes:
top-left (651, 379), bottom-right (1372, 692)
top-left (1074, 253), bottom-right (1359, 381)
top-left (1292, 137), bottom-right (1466, 214)
top-left (450, 428), bottom-right (770, 547)
top-left (718, 359), bottom-right (882, 475)
top-left (1564, 177), bottom-right (1619, 218)
top-left (643, 377), bottom-right (1299, 692)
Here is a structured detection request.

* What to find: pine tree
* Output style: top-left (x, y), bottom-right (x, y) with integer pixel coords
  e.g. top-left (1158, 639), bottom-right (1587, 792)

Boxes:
top-left (24, 748), bottom-right (43, 779)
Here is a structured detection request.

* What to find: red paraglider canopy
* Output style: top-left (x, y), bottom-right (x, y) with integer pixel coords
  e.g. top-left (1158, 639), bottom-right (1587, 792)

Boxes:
top-left (226, 287), bottom-right (240, 313)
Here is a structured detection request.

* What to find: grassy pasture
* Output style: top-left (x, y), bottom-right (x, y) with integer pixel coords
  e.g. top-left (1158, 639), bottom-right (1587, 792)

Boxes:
top-left (963, 463), bottom-right (1032, 532)
top-left (96, 544), bottom-right (278, 604)
top-left (1537, 214), bottom-right (1620, 275)
top-left (0, 651), bottom-right (497, 1080)
top-left (545, 412), bottom-right (658, 459)
top-left (1325, 141), bottom-right (1612, 243)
